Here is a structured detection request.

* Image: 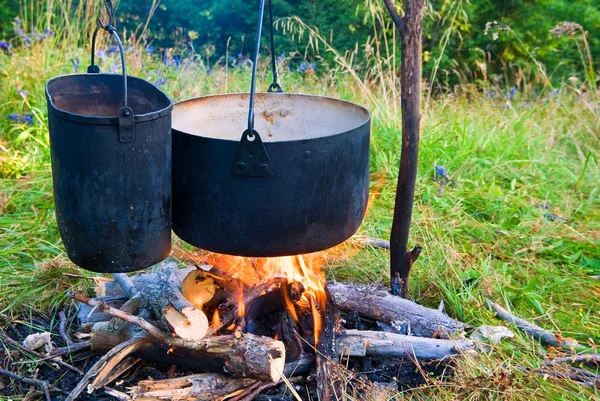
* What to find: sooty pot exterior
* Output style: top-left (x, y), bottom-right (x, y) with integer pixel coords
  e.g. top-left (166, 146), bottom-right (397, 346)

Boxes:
top-left (172, 93), bottom-right (370, 257)
top-left (46, 74), bottom-right (173, 272)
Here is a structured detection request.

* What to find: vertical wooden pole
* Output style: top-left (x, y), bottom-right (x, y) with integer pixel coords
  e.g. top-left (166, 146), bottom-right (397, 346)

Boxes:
top-left (383, 0), bottom-right (425, 297)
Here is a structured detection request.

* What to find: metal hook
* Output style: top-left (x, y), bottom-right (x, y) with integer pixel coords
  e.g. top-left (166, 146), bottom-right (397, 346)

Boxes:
top-left (97, 0), bottom-right (116, 33)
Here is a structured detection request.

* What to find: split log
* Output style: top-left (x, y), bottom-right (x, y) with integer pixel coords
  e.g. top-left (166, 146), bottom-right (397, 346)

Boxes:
top-left (127, 373), bottom-right (256, 401)
top-left (328, 282), bottom-right (463, 337)
top-left (337, 330), bottom-right (474, 360)
top-left (142, 264), bottom-right (208, 341)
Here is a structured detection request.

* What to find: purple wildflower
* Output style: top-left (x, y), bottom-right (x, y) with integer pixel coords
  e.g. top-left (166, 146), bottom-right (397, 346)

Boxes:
top-left (16, 88), bottom-right (27, 100)
top-left (155, 78), bottom-right (168, 87)
top-left (486, 90), bottom-right (495, 98)
top-left (0, 41), bottom-right (11, 56)
top-left (71, 57), bottom-right (80, 73)
top-left (97, 48), bottom-right (107, 60)
top-left (277, 53), bottom-right (285, 64)
top-left (9, 113), bottom-right (34, 125)
top-left (107, 45), bottom-right (118, 54)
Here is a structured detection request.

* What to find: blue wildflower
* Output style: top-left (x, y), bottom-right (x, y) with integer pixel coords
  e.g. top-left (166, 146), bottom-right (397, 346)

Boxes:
top-left (155, 77), bottom-right (168, 87)
top-left (0, 41), bottom-right (11, 56)
top-left (508, 86), bottom-right (517, 100)
top-left (435, 165), bottom-right (449, 179)
top-left (486, 90), bottom-right (495, 98)
top-left (14, 17), bottom-right (21, 26)
top-left (206, 66), bottom-right (212, 74)
top-left (97, 48), bottom-right (107, 60)
top-left (277, 53), bottom-right (285, 64)
top-left (9, 113), bottom-right (34, 125)
top-left (297, 61), bottom-right (308, 72)
top-left (71, 57), bottom-right (80, 73)
top-left (173, 55), bottom-right (181, 67)
top-left (107, 45), bottom-right (118, 54)
top-left (146, 45), bottom-right (154, 54)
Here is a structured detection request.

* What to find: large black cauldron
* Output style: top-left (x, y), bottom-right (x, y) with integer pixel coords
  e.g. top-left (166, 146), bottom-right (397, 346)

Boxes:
top-left (172, 93), bottom-right (370, 257)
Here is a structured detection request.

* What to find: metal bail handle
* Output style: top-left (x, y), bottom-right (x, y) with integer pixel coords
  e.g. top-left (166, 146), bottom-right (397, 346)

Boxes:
top-left (233, 0), bottom-right (281, 177)
top-left (87, 0), bottom-right (135, 143)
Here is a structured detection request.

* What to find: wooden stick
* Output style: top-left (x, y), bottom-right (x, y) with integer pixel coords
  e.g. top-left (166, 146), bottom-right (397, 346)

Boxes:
top-left (127, 373), bottom-right (256, 400)
top-left (0, 330), bottom-right (84, 375)
top-left (0, 368), bottom-right (69, 400)
top-left (112, 273), bottom-right (139, 299)
top-left (544, 354), bottom-right (600, 368)
top-left (486, 300), bottom-right (579, 349)
top-left (328, 282), bottom-right (463, 337)
top-left (65, 337), bottom-right (150, 401)
top-left (387, 0), bottom-right (426, 298)
top-left (71, 291), bottom-right (286, 381)
top-left (337, 330), bottom-right (474, 359)
top-left (59, 310), bottom-right (74, 346)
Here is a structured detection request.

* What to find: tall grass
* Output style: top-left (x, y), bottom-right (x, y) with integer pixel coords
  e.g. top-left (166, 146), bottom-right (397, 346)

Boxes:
top-left (0, 1), bottom-right (599, 400)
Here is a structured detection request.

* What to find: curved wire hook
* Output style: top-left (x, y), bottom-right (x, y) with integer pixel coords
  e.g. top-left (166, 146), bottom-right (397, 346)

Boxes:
top-left (97, 0), bottom-right (116, 33)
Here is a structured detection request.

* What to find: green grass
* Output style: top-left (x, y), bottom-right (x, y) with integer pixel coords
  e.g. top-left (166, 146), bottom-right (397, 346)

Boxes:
top-left (0, 26), bottom-right (599, 401)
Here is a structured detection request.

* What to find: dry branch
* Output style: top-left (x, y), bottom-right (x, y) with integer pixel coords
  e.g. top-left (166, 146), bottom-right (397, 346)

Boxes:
top-left (328, 282), bottom-right (463, 337)
top-left (388, 0), bottom-right (426, 298)
top-left (337, 330), bottom-right (474, 359)
top-left (127, 373), bottom-right (256, 401)
top-left (0, 368), bottom-right (69, 401)
top-left (486, 300), bottom-right (579, 349)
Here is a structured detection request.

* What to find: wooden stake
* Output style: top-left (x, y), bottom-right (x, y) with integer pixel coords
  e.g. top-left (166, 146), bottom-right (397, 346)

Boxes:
top-left (384, 0), bottom-right (426, 298)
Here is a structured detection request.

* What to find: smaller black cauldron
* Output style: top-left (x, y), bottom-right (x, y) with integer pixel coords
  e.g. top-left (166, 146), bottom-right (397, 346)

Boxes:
top-left (46, 25), bottom-right (172, 273)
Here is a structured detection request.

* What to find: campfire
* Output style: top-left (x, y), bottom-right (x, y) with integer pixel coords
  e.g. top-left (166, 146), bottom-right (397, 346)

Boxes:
top-left (58, 252), bottom-right (472, 401)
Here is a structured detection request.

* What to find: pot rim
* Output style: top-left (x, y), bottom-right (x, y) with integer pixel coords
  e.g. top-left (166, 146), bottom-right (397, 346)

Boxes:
top-left (46, 73), bottom-right (173, 125)
top-left (172, 92), bottom-right (371, 143)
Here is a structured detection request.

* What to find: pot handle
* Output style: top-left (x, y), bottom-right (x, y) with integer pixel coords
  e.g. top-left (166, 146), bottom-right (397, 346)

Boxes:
top-left (87, 0), bottom-right (135, 144)
top-left (233, 0), bottom-right (273, 177)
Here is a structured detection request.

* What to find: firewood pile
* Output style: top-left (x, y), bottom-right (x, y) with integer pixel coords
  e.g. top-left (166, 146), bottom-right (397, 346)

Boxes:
top-left (60, 258), bottom-right (474, 400)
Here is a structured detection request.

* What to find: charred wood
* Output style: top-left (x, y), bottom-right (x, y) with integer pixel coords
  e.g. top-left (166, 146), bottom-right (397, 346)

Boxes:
top-left (328, 282), bottom-right (463, 337)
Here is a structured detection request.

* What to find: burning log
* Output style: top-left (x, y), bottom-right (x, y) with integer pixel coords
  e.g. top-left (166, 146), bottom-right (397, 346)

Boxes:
top-left (316, 285), bottom-right (344, 401)
top-left (328, 282), bottom-right (463, 337)
top-left (337, 330), bottom-right (475, 360)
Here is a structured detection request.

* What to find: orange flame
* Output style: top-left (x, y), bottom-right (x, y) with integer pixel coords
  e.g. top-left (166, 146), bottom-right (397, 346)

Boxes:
top-left (200, 252), bottom-right (327, 344)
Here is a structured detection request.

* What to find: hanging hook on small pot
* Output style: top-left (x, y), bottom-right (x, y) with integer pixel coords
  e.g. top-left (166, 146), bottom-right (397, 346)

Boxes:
top-left (86, 0), bottom-right (134, 143)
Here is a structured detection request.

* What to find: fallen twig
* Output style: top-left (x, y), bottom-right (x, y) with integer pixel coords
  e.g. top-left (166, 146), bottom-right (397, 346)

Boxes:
top-left (486, 300), bottom-right (579, 349)
top-left (11, 341), bottom-right (90, 366)
top-left (518, 365), bottom-right (600, 388)
top-left (0, 330), bottom-right (84, 375)
top-left (0, 368), bottom-right (69, 401)
top-left (544, 354), bottom-right (600, 368)
top-left (59, 310), bottom-right (74, 346)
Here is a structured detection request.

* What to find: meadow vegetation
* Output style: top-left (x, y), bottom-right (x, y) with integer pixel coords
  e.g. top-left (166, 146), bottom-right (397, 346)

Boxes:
top-left (0, 1), bottom-right (599, 400)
